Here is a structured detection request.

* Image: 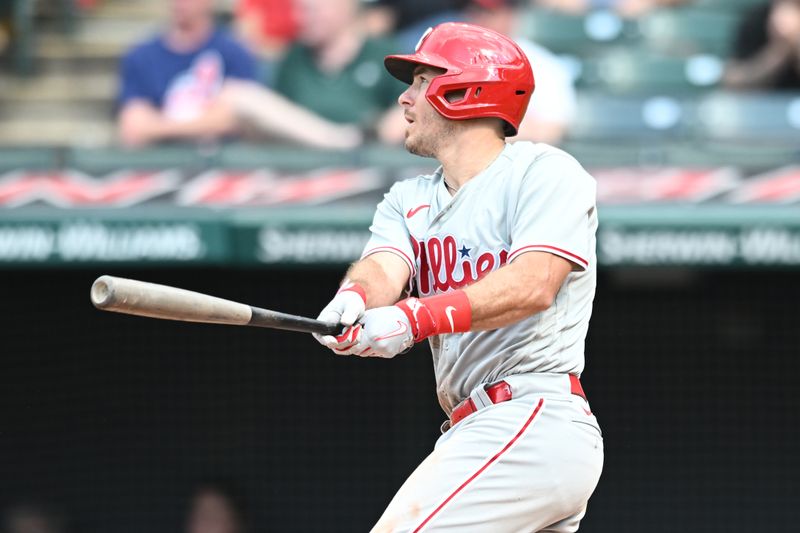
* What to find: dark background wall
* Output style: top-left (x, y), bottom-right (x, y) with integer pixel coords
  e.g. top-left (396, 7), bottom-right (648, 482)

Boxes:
top-left (1, 268), bottom-right (798, 532)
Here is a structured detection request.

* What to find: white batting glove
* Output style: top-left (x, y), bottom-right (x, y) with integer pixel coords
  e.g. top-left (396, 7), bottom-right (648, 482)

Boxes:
top-left (339, 305), bottom-right (415, 358)
top-left (314, 281), bottom-right (367, 351)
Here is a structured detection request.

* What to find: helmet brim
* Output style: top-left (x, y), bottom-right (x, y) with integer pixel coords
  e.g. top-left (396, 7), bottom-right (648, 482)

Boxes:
top-left (384, 53), bottom-right (452, 84)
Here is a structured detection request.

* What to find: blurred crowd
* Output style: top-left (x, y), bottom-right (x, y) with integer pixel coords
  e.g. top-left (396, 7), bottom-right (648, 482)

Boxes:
top-left (2, 478), bottom-right (249, 533)
top-left (3, 0), bottom-right (797, 151)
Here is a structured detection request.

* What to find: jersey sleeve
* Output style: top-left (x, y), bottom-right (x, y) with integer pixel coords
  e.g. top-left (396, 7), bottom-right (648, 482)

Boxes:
top-left (361, 182), bottom-right (416, 277)
top-left (508, 153), bottom-right (596, 271)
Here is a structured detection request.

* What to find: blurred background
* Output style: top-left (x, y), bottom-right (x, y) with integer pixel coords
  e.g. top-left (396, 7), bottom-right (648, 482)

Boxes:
top-left (1, 0), bottom-right (799, 532)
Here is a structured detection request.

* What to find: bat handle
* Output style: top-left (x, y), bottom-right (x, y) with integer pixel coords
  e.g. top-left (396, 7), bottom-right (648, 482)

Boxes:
top-left (249, 307), bottom-right (341, 336)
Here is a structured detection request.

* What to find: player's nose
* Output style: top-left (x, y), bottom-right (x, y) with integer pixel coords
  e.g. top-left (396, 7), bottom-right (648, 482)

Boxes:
top-left (398, 86), bottom-right (414, 107)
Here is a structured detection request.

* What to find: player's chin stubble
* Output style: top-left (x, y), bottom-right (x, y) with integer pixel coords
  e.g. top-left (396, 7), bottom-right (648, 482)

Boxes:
top-left (405, 135), bottom-right (434, 158)
top-left (405, 122), bottom-right (454, 159)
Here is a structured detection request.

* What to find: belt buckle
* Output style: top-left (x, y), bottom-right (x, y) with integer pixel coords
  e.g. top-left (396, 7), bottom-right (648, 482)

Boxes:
top-left (449, 380), bottom-right (509, 427)
top-left (449, 397), bottom-right (474, 426)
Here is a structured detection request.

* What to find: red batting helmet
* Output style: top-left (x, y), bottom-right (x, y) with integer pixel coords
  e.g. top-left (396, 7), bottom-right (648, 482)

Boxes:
top-left (384, 22), bottom-right (535, 136)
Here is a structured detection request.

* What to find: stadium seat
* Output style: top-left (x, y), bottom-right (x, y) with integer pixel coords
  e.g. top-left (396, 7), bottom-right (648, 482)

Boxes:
top-left (9, 0), bottom-right (34, 74)
top-left (560, 139), bottom-right (692, 167)
top-left (567, 92), bottom-right (691, 141)
top-left (583, 50), bottom-right (724, 93)
top-left (638, 8), bottom-right (741, 57)
top-left (692, 0), bottom-right (764, 12)
top-left (691, 91), bottom-right (800, 143)
top-left (688, 141), bottom-right (799, 170)
top-left (685, 91), bottom-right (800, 169)
top-left (519, 9), bottom-right (639, 55)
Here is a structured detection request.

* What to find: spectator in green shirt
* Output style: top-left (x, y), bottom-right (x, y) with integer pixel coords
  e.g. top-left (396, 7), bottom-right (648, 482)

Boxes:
top-left (272, 0), bottom-right (409, 144)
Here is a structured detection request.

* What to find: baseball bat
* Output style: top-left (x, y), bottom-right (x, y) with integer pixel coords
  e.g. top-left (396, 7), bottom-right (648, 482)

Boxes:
top-left (90, 275), bottom-right (341, 336)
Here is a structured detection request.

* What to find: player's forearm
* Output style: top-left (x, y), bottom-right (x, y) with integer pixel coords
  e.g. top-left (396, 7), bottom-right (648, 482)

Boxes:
top-left (386, 253), bottom-right (571, 344)
top-left (343, 256), bottom-right (407, 308)
top-left (463, 256), bottom-right (563, 330)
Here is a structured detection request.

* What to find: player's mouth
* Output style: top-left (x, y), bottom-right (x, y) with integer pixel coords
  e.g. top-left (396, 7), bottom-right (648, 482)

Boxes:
top-left (405, 115), bottom-right (415, 124)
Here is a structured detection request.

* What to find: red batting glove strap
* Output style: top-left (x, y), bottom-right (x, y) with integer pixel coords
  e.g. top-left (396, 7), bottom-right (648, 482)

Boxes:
top-left (337, 280), bottom-right (367, 304)
top-left (396, 290), bottom-right (472, 342)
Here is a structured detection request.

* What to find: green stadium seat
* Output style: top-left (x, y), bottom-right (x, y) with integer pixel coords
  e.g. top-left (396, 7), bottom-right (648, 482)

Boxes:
top-left (10, 0), bottom-right (34, 74)
top-left (691, 91), bottom-right (800, 143)
top-left (567, 92), bottom-right (691, 141)
top-left (638, 8), bottom-right (740, 57)
top-left (686, 92), bottom-right (800, 170)
top-left (686, 141), bottom-right (798, 170)
top-left (692, 0), bottom-right (764, 12)
top-left (560, 139), bottom-right (691, 167)
top-left (582, 50), bottom-right (724, 93)
top-left (520, 9), bottom-right (639, 55)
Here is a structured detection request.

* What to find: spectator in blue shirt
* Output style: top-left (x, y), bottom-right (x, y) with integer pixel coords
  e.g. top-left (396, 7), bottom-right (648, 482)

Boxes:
top-left (117, 0), bottom-right (364, 149)
top-left (117, 0), bottom-right (256, 147)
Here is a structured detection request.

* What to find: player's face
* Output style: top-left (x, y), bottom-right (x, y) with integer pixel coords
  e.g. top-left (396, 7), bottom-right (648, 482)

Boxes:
top-left (398, 66), bottom-right (455, 158)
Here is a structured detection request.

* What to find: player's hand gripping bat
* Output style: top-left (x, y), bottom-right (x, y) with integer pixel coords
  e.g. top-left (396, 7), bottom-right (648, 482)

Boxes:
top-left (90, 275), bottom-right (340, 336)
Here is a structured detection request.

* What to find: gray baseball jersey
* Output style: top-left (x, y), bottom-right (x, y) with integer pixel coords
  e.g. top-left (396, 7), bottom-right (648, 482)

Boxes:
top-left (362, 141), bottom-right (598, 414)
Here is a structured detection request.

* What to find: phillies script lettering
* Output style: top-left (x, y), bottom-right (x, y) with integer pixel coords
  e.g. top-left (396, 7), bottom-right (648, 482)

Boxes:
top-left (413, 235), bottom-right (508, 295)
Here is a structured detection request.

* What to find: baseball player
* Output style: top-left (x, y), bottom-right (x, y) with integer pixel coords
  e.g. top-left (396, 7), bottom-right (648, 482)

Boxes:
top-left (314, 22), bottom-right (603, 532)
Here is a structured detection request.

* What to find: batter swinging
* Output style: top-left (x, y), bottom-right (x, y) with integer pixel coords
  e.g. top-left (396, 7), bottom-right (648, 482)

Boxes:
top-left (314, 22), bottom-right (603, 532)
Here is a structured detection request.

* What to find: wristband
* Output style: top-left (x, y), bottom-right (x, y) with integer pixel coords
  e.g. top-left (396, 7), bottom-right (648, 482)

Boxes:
top-left (337, 279), bottom-right (367, 305)
top-left (395, 290), bottom-right (472, 342)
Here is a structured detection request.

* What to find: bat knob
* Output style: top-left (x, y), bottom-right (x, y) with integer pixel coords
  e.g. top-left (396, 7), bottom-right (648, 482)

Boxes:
top-left (90, 275), bottom-right (114, 308)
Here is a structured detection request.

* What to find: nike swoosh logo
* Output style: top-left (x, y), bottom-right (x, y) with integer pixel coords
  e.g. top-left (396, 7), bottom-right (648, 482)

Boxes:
top-left (444, 306), bottom-right (456, 332)
top-left (375, 320), bottom-right (409, 341)
top-left (406, 204), bottom-right (430, 218)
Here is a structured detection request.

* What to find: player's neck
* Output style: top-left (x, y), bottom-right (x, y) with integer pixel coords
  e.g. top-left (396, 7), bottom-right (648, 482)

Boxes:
top-left (437, 131), bottom-right (505, 191)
